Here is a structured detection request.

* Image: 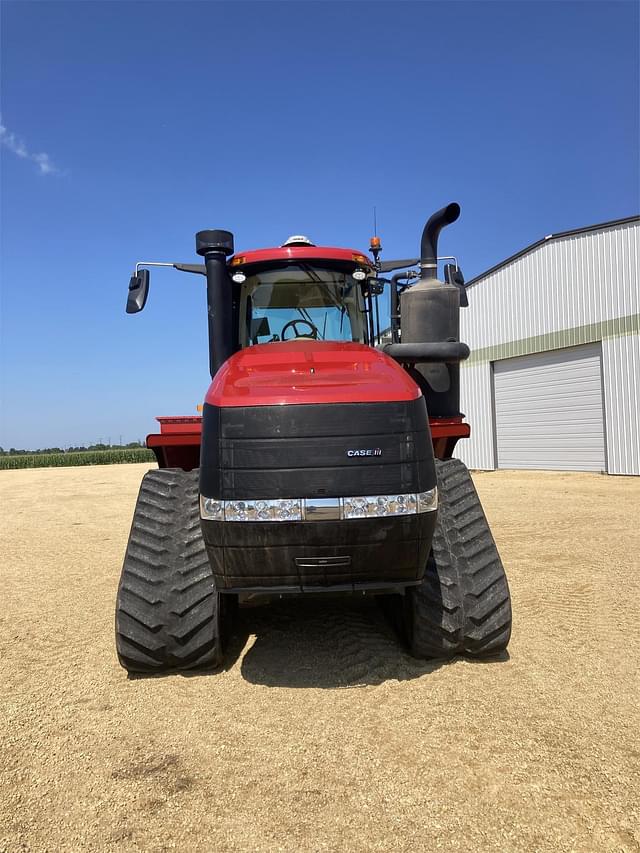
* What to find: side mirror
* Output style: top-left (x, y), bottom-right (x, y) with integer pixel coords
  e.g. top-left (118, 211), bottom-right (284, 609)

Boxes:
top-left (444, 264), bottom-right (468, 308)
top-left (126, 269), bottom-right (150, 314)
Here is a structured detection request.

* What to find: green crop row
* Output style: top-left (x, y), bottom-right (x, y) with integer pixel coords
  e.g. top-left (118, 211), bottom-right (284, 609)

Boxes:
top-left (0, 449), bottom-right (155, 470)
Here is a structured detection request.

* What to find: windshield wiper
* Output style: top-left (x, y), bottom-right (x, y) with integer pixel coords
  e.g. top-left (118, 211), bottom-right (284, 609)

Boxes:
top-left (298, 263), bottom-right (323, 284)
top-left (296, 305), bottom-right (325, 339)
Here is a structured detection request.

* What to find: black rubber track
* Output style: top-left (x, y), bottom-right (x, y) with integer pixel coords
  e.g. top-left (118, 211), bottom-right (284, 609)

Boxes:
top-left (406, 459), bottom-right (512, 659)
top-left (115, 469), bottom-right (223, 673)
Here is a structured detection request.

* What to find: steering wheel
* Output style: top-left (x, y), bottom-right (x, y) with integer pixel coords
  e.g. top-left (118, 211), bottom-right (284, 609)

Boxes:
top-left (280, 318), bottom-right (320, 341)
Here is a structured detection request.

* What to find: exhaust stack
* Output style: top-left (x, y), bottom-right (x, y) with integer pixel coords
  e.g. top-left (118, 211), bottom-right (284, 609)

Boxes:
top-left (419, 203), bottom-right (461, 277)
top-left (400, 203), bottom-right (463, 418)
top-left (196, 229), bottom-right (235, 378)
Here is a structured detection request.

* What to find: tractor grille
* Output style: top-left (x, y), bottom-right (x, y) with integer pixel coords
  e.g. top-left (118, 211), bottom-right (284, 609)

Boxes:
top-left (199, 398), bottom-right (435, 501)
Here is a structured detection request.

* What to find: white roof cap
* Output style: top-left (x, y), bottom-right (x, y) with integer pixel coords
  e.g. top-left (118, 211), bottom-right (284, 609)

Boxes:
top-left (281, 235), bottom-right (316, 247)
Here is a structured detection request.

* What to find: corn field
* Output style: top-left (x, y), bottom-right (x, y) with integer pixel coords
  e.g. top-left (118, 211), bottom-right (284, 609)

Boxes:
top-left (0, 449), bottom-right (155, 470)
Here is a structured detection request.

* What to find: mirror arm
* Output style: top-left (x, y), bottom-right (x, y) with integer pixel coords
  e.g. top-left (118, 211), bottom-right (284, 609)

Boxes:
top-left (173, 263), bottom-right (207, 276)
top-left (134, 261), bottom-right (174, 274)
top-left (438, 255), bottom-right (458, 271)
top-left (134, 261), bottom-right (206, 276)
top-left (378, 258), bottom-right (419, 273)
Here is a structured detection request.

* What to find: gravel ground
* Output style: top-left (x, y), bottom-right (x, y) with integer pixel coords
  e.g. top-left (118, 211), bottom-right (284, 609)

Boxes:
top-left (1, 464), bottom-right (639, 853)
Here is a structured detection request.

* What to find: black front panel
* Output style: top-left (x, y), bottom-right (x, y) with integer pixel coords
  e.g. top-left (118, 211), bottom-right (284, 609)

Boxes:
top-left (200, 398), bottom-right (435, 500)
top-left (199, 397), bottom-right (437, 591)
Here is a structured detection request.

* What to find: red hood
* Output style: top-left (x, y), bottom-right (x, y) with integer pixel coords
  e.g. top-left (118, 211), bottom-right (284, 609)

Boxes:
top-left (205, 341), bottom-right (421, 408)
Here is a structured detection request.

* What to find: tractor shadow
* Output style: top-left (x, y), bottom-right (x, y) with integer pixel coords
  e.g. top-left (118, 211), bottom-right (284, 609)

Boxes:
top-left (231, 597), bottom-right (508, 689)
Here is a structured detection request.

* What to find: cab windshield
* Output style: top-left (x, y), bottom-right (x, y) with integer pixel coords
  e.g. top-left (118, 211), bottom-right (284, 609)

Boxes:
top-left (238, 263), bottom-right (370, 347)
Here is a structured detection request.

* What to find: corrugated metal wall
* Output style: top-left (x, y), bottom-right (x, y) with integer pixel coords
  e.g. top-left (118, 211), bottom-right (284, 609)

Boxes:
top-left (455, 363), bottom-right (494, 470)
top-left (602, 333), bottom-right (640, 474)
top-left (455, 219), bottom-right (639, 474)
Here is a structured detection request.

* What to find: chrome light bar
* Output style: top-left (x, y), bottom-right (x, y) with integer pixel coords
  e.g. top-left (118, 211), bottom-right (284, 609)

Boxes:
top-left (200, 489), bottom-right (437, 522)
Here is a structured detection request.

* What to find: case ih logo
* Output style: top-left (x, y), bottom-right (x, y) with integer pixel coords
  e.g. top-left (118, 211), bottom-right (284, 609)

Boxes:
top-left (346, 448), bottom-right (383, 457)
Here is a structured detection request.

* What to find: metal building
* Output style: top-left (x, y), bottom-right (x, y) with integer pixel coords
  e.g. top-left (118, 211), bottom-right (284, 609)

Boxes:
top-left (455, 215), bottom-right (639, 475)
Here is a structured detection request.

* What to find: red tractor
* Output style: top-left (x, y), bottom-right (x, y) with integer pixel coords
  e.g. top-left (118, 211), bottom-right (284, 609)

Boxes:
top-left (116, 204), bottom-right (511, 673)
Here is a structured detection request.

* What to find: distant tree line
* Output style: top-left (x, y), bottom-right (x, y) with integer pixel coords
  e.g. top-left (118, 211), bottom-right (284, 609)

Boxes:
top-left (0, 441), bottom-right (145, 456)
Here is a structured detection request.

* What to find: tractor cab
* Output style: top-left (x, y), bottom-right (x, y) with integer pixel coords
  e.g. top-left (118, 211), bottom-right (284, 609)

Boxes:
top-left (228, 246), bottom-right (378, 348)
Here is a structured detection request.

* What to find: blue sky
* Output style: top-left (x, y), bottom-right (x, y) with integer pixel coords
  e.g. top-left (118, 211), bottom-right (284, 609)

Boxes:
top-left (1, 0), bottom-right (638, 449)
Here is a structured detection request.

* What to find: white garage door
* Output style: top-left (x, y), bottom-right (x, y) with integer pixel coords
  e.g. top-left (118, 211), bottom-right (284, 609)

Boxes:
top-left (493, 343), bottom-right (606, 472)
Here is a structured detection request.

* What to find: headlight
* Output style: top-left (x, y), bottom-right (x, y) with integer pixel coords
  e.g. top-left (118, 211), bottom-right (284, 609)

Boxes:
top-left (200, 497), bottom-right (224, 521)
top-left (200, 496), bottom-right (303, 522)
top-left (342, 493), bottom-right (418, 519)
top-left (200, 489), bottom-right (437, 522)
top-left (418, 488), bottom-right (438, 512)
top-left (224, 498), bottom-right (303, 522)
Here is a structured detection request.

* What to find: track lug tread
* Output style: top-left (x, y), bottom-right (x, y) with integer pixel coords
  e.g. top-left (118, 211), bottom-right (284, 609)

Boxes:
top-left (407, 459), bottom-right (512, 660)
top-left (115, 468), bottom-right (223, 673)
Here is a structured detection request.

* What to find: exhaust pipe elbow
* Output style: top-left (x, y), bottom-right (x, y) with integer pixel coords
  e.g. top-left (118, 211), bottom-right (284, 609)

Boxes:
top-left (420, 202), bottom-right (461, 277)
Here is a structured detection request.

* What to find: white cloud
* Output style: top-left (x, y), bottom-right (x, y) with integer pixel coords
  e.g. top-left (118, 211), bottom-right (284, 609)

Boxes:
top-left (0, 119), bottom-right (60, 175)
top-left (32, 152), bottom-right (57, 175)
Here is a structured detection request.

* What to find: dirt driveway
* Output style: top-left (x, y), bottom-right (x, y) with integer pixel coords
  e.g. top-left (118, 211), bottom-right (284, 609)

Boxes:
top-left (1, 464), bottom-right (639, 853)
